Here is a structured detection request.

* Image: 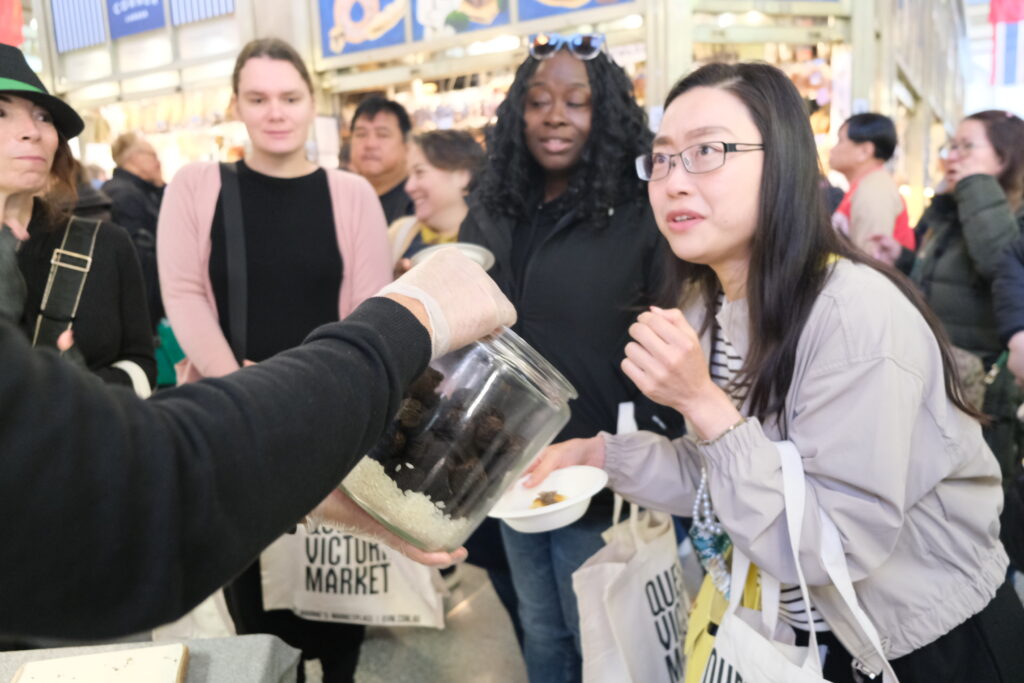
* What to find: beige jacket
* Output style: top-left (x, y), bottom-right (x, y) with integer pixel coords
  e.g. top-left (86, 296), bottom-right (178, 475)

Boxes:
top-left (835, 168), bottom-right (905, 251)
top-left (602, 259), bottom-right (1007, 673)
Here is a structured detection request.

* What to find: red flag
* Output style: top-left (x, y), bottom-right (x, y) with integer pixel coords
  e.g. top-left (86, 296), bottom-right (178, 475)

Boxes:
top-left (0, 0), bottom-right (23, 47)
top-left (991, 0), bottom-right (1024, 25)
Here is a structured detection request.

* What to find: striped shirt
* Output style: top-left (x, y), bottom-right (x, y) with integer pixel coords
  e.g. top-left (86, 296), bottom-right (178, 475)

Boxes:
top-left (710, 296), bottom-right (829, 633)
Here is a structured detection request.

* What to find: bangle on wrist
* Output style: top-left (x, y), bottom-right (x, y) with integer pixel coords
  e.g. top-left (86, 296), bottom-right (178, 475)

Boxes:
top-left (696, 417), bottom-right (747, 447)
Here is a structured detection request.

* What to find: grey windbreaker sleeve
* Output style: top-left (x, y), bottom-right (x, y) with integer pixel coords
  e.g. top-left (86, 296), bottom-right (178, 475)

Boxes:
top-left (603, 264), bottom-right (985, 590)
top-left (602, 430), bottom-right (704, 516)
top-left (605, 357), bottom-right (923, 589)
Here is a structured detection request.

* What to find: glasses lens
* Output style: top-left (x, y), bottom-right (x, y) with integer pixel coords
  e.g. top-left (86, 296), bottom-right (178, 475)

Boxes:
top-left (636, 154), bottom-right (654, 180)
top-left (530, 34), bottom-right (560, 59)
top-left (686, 142), bottom-right (726, 173)
top-left (570, 34), bottom-right (603, 60)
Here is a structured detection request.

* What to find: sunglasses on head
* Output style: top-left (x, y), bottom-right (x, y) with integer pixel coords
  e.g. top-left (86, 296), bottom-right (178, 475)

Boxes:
top-left (528, 33), bottom-right (606, 61)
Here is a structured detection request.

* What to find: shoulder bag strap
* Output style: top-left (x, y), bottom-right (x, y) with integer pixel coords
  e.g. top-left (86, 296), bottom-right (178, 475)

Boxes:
top-left (219, 161), bottom-right (247, 364)
top-left (32, 216), bottom-right (101, 348)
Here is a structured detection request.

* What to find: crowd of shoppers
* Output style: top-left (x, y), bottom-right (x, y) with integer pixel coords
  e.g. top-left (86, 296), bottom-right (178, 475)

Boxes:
top-left (3, 25), bottom-right (1024, 683)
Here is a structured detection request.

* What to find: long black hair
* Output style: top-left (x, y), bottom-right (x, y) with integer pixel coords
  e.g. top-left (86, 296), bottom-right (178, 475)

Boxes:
top-left (474, 50), bottom-right (650, 226)
top-left (659, 62), bottom-right (980, 424)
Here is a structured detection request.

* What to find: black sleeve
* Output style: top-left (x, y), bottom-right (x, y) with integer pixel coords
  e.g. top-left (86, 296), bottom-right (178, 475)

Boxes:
top-left (994, 233), bottom-right (1024, 344)
top-left (90, 222), bottom-right (157, 389)
top-left (107, 191), bottom-right (151, 240)
top-left (457, 204), bottom-right (486, 247)
top-left (895, 246), bottom-right (916, 276)
top-left (0, 296), bottom-right (430, 639)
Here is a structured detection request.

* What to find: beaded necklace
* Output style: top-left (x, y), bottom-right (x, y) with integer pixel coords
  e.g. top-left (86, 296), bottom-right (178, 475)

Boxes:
top-left (688, 303), bottom-right (744, 598)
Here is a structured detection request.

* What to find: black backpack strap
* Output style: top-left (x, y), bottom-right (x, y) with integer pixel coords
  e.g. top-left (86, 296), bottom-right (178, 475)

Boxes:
top-left (32, 216), bottom-right (100, 348)
top-left (219, 161), bottom-right (247, 364)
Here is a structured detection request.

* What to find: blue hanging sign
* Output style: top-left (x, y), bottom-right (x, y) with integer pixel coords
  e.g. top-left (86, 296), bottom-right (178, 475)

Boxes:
top-left (319, 0), bottom-right (408, 57)
top-left (518, 0), bottom-right (632, 22)
top-left (107, 0), bottom-right (166, 39)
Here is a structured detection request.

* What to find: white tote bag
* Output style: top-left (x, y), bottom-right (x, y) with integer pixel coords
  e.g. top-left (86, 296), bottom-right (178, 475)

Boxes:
top-left (702, 441), bottom-right (900, 683)
top-left (573, 495), bottom-right (689, 683)
top-left (259, 524), bottom-right (447, 629)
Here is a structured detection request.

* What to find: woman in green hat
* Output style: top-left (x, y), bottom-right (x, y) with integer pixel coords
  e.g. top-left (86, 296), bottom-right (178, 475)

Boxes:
top-left (0, 43), bottom-right (155, 396)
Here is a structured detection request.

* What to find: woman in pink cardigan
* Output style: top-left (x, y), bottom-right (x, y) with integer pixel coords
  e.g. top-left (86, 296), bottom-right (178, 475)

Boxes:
top-left (158, 41), bottom-right (391, 382)
top-left (156, 38), bottom-right (390, 682)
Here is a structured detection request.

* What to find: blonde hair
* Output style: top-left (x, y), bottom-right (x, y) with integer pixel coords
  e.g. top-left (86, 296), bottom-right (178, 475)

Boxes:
top-left (111, 132), bottom-right (143, 166)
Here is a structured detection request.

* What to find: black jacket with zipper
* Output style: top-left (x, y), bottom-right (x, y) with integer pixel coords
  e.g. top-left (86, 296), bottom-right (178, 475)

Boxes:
top-left (460, 193), bottom-right (683, 463)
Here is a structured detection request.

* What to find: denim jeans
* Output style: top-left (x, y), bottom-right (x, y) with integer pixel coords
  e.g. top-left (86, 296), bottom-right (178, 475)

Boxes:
top-left (500, 515), bottom-right (610, 683)
top-left (464, 516), bottom-right (523, 646)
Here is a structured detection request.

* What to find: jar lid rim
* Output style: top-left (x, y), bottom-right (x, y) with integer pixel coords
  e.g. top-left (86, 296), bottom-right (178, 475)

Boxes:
top-left (483, 326), bottom-right (578, 402)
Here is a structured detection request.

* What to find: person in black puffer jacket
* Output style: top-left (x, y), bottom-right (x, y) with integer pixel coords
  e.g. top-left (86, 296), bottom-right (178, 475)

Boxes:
top-left (907, 111), bottom-right (1024, 571)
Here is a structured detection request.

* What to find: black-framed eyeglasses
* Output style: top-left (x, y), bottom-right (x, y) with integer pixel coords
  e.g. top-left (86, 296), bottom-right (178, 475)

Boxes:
top-left (636, 142), bottom-right (765, 181)
top-left (529, 33), bottom-right (606, 61)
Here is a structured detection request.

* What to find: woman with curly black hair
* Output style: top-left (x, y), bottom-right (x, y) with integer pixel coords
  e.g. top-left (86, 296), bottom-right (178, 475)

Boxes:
top-left (459, 34), bottom-right (680, 683)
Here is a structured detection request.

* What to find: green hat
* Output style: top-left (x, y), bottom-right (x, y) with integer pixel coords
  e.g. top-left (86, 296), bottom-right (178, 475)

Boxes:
top-left (0, 43), bottom-right (84, 139)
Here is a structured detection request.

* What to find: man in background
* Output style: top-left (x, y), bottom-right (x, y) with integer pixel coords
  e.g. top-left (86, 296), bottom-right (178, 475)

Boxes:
top-left (829, 113), bottom-right (915, 252)
top-left (349, 97), bottom-right (414, 224)
top-left (103, 132), bottom-right (165, 329)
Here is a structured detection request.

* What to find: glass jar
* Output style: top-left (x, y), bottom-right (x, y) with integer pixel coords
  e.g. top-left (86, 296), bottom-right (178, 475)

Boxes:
top-left (339, 327), bottom-right (577, 552)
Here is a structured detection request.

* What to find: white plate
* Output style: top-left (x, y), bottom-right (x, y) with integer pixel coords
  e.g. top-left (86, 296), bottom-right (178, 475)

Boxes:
top-left (487, 466), bottom-right (609, 533)
top-left (410, 243), bottom-right (495, 270)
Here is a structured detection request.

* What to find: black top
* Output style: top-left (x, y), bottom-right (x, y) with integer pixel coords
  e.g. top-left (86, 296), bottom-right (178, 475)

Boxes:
top-left (209, 161), bottom-right (342, 362)
top-left (462, 195), bottom-right (684, 516)
top-left (378, 178), bottom-right (415, 225)
top-left (17, 205), bottom-right (156, 389)
top-left (73, 181), bottom-right (112, 221)
top-left (511, 196), bottom-right (569, 286)
top-left (103, 168), bottom-right (163, 236)
top-left (461, 194), bottom-right (682, 443)
top-left (0, 297), bottom-right (430, 639)
top-left (103, 167), bottom-right (165, 328)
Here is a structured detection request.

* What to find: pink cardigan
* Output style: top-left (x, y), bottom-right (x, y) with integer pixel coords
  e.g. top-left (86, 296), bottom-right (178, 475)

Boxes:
top-left (157, 161), bottom-right (392, 381)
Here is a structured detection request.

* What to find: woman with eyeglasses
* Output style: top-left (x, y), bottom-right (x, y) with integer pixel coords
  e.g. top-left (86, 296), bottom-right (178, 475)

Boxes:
top-left (874, 111), bottom-right (1024, 511)
top-left (458, 32), bottom-right (680, 682)
top-left (526, 62), bottom-right (1024, 682)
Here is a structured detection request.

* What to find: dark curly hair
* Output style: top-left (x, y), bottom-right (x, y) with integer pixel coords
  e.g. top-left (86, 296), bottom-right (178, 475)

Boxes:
top-left (474, 51), bottom-right (650, 227)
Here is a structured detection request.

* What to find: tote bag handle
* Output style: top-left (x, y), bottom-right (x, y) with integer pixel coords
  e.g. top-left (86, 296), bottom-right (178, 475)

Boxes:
top-left (775, 440), bottom-right (899, 682)
top-left (728, 437), bottom-right (823, 674)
